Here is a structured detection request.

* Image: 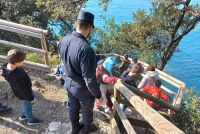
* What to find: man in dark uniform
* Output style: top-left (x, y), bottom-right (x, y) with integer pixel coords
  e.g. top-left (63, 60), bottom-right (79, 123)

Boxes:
top-left (59, 10), bottom-right (102, 134)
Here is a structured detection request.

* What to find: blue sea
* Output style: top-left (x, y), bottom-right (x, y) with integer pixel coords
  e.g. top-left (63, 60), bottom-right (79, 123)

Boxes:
top-left (84, 0), bottom-right (200, 93)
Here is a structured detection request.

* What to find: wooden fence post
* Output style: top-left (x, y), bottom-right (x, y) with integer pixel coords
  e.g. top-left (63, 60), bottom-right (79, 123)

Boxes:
top-left (41, 33), bottom-right (50, 65)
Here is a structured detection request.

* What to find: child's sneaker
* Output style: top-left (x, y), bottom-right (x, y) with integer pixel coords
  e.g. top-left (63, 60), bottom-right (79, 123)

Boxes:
top-left (28, 118), bottom-right (43, 125)
top-left (19, 115), bottom-right (28, 121)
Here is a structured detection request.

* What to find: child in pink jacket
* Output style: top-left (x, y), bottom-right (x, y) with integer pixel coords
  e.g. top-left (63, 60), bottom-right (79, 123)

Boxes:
top-left (95, 64), bottom-right (118, 114)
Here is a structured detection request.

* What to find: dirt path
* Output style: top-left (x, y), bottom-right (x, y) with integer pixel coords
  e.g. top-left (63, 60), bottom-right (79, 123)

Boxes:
top-left (0, 70), bottom-right (111, 134)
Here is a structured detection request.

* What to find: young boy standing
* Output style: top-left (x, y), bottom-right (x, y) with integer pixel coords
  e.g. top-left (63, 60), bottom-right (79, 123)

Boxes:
top-left (1, 49), bottom-right (42, 125)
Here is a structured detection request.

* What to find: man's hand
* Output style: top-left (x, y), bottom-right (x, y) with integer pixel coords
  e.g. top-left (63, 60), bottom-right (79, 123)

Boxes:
top-left (32, 98), bottom-right (37, 104)
top-left (117, 79), bottom-right (122, 83)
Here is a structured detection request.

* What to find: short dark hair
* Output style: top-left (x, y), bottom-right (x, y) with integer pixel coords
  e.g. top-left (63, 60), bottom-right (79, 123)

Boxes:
top-left (155, 79), bottom-right (162, 87)
top-left (132, 58), bottom-right (138, 63)
top-left (146, 64), bottom-right (155, 71)
top-left (7, 49), bottom-right (26, 64)
top-left (76, 20), bottom-right (93, 30)
top-left (124, 54), bottom-right (128, 59)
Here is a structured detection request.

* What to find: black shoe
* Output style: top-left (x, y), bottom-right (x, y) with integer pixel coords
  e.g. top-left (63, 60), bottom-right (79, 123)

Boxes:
top-left (28, 118), bottom-right (43, 125)
top-left (79, 124), bottom-right (99, 134)
top-left (19, 115), bottom-right (28, 121)
top-left (71, 122), bottom-right (84, 134)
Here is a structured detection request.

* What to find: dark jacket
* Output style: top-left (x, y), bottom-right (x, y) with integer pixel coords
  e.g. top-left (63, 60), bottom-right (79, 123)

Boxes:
top-left (59, 31), bottom-right (101, 99)
top-left (1, 63), bottom-right (34, 101)
top-left (120, 70), bottom-right (137, 88)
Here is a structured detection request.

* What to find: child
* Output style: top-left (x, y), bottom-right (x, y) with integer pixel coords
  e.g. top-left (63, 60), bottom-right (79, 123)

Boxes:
top-left (49, 62), bottom-right (65, 85)
top-left (138, 64), bottom-right (159, 89)
top-left (95, 64), bottom-right (118, 114)
top-left (120, 64), bottom-right (143, 111)
top-left (141, 80), bottom-right (169, 109)
top-left (119, 54), bottom-right (130, 74)
top-left (1, 49), bottom-right (42, 125)
top-left (102, 56), bottom-right (119, 76)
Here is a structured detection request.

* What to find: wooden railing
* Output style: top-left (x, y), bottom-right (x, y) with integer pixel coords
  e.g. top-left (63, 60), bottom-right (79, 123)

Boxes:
top-left (111, 80), bottom-right (185, 134)
top-left (97, 53), bottom-right (186, 133)
top-left (0, 19), bottom-right (50, 72)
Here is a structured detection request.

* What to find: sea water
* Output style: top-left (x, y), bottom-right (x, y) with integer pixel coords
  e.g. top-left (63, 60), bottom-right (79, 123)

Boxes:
top-left (85, 0), bottom-right (200, 93)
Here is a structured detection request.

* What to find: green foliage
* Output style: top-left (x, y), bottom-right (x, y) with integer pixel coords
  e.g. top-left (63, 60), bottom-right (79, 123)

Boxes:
top-left (0, 46), bottom-right (10, 55)
top-left (0, 0), bottom-right (87, 53)
top-left (49, 56), bottom-right (60, 68)
top-left (96, 0), bottom-right (200, 69)
top-left (174, 88), bottom-right (200, 133)
top-left (26, 53), bottom-right (41, 63)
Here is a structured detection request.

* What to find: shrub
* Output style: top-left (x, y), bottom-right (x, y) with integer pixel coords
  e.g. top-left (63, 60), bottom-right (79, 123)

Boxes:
top-left (49, 55), bottom-right (60, 68)
top-left (0, 46), bottom-right (11, 55)
top-left (174, 88), bottom-right (200, 133)
top-left (26, 53), bottom-right (40, 63)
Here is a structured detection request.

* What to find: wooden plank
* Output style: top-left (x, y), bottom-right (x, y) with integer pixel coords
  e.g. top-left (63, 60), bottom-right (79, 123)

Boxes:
top-left (41, 34), bottom-right (50, 65)
top-left (172, 85), bottom-right (185, 108)
top-left (111, 96), bottom-right (137, 134)
top-left (0, 24), bottom-right (42, 39)
top-left (159, 75), bottom-right (181, 88)
top-left (0, 19), bottom-right (47, 34)
top-left (0, 40), bottom-right (46, 54)
top-left (161, 85), bottom-right (176, 96)
top-left (127, 117), bottom-right (153, 129)
top-left (110, 115), bottom-right (121, 134)
top-left (0, 55), bottom-right (50, 72)
top-left (115, 81), bottom-right (185, 134)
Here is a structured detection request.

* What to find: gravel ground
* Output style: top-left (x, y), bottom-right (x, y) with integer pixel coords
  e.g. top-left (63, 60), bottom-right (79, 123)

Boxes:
top-left (0, 69), bottom-right (111, 134)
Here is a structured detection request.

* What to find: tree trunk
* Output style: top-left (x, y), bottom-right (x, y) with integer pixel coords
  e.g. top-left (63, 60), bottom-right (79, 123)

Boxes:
top-left (157, 41), bottom-right (180, 70)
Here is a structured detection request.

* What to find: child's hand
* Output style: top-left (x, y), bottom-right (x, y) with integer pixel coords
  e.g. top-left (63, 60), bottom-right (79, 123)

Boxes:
top-left (96, 97), bottom-right (104, 106)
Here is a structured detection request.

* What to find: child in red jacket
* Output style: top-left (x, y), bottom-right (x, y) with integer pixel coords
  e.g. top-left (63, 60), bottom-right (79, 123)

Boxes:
top-left (95, 64), bottom-right (118, 114)
top-left (141, 79), bottom-right (169, 109)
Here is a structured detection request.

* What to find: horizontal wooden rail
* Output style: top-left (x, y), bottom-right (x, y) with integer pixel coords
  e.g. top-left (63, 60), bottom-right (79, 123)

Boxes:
top-left (121, 81), bottom-right (179, 112)
top-left (111, 96), bottom-right (136, 134)
top-left (161, 85), bottom-right (176, 96)
top-left (0, 19), bottom-right (47, 35)
top-left (0, 40), bottom-right (46, 54)
top-left (0, 24), bottom-right (42, 39)
top-left (0, 55), bottom-right (50, 72)
top-left (114, 80), bottom-right (185, 134)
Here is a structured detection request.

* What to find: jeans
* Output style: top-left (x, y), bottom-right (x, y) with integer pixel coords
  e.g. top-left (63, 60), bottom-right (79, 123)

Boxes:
top-left (21, 100), bottom-right (34, 122)
top-left (21, 92), bottom-right (35, 122)
top-left (68, 92), bottom-right (95, 126)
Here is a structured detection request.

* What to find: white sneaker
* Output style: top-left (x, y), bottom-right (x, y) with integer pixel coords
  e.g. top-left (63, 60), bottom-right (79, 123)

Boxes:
top-left (104, 107), bottom-right (112, 114)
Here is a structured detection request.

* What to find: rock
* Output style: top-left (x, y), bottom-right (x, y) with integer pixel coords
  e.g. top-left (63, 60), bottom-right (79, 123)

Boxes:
top-left (60, 123), bottom-right (72, 134)
top-left (32, 80), bottom-right (42, 88)
top-left (48, 122), bottom-right (61, 132)
top-left (12, 116), bottom-right (18, 121)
